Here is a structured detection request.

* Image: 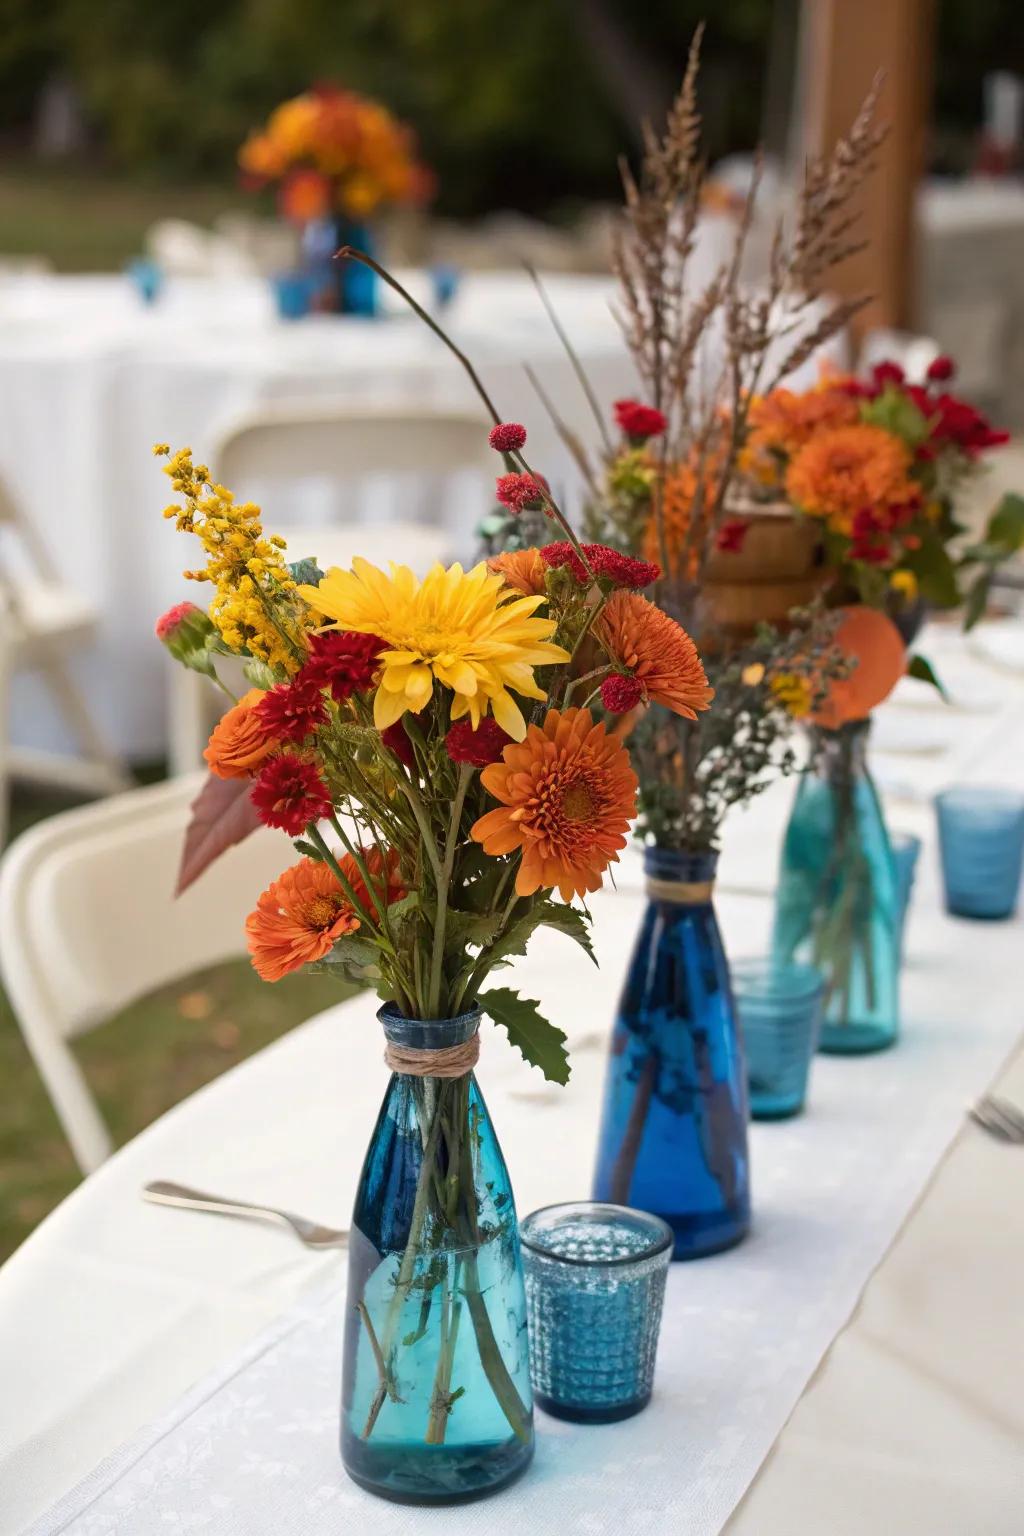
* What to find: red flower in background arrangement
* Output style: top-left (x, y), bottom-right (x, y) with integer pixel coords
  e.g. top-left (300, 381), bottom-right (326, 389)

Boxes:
top-left (849, 507), bottom-right (894, 566)
top-left (540, 541), bottom-right (660, 589)
top-left (715, 519), bottom-right (749, 554)
top-left (614, 400), bottom-right (668, 441)
top-left (251, 756), bottom-right (334, 835)
top-left (495, 472), bottom-right (548, 513)
top-left (256, 677), bottom-right (329, 744)
top-left (929, 394), bottom-right (1009, 455)
top-left (299, 630), bottom-right (384, 703)
top-left (600, 673), bottom-right (645, 714)
top-left (445, 718), bottom-right (513, 767)
top-left (380, 719), bottom-right (415, 769)
top-left (488, 422), bottom-right (528, 453)
top-left (926, 354), bottom-right (955, 382)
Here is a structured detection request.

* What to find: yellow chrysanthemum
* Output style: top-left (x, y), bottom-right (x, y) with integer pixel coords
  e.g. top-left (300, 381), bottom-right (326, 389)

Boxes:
top-left (298, 559), bottom-right (570, 739)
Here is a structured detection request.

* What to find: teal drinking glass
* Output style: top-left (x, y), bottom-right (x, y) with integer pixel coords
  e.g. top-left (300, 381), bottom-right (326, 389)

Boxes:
top-left (890, 831), bottom-right (922, 956)
top-left (936, 786), bottom-right (1024, 919)
top-left (733, 959), bottom-right (824, 1119)
top-left (520, 1203), bottom-right (673, 1423)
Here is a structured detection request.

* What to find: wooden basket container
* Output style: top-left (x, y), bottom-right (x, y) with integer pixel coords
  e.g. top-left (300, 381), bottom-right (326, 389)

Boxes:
top-left (702, 499), bottom-right (823, 637)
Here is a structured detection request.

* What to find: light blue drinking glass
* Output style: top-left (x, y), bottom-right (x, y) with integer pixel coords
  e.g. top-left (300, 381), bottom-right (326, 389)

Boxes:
top-left (520, 1202), bottom-right (673, 1423)
top-left (126, 257), bottom-right (163, 305)
top-left (733, 959), bottom-right (824, 1119)
top-left (271, 270), bottom-right (314, 321)
top-left (890, 831), bottom-right (922, 955)
top-left (936, 786), bottom-right (1024, 920)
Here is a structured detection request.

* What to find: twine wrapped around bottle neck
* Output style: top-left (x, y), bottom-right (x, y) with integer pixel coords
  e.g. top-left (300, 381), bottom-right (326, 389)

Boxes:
top-left (645, 876), bottom-right (715, 905)
top-left (384, 1033), bottom-right (481, 1078)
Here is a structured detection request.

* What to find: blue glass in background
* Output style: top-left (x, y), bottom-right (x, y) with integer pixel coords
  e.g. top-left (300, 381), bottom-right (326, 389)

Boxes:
top-left (302, 216), bottom-right (379, 315)
top-left (773, 721), bottom-right (900, 1055)
top-left (733, 959), bottom-right (824, 1120)
top-left (890, 831), bottom-right (922, 957)
top-left (430, 263), bottom-right (462, 311)
top-left (271, 270), bottom-right (314, 321)
top-left (126, 257), bottom-right (163, 306)
top-left (520, 1203), bottom-right (673, 1423)
top-left (936, 786), bottom-right (1024, 920)
top-left (592, 846), bottom-right (750, 1261)
top-left (341, 1005), bottom-right (533, 1505)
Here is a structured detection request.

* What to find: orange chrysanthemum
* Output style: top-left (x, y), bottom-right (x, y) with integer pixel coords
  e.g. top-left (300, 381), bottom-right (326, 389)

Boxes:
top-left (204, 688), bottom-right (276, 780)
top-left (487, 547), bottom-right (548, 596)
top-left (743, 384), bottom-right (859, 479)
top-left (471, 707), bottom-right (638, 901)
top-left (246, 858), bottom-right (361, 982)
top-left (785, 424), bottom-right (919, 536)
top-left (641, 456), bottom-right (722, 580)
top-left (596, 591), bottom-right (714, 720)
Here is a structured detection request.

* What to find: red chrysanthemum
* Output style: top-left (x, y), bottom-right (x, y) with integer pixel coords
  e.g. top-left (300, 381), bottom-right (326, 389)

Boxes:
top-left (495, 472), bottom-right (547, 513)
top-left (445, 718), bottom-right (513, 767)
top-left (613, 399), bottom-right (668, 441)
top-left (255, 677), bottom-right (328, 744)
top-left (926, 354), bottom-right (955, 382)
top-left (380, 719), bottom-right (415, 769)
top-left (488, 422), bottom-right (528, 453)
top-left (299, 629), bottom-right (384, 703)
top-left (600, 673), bottom-right (645, 714)
top-left (155, 600), bottom-right (201, 641)
top-left (540, 541), bottom-right (660, 589)
top-left (715, 519), bottom-right (749, 554)
top-left (251, 756), bottom-right (333, 835)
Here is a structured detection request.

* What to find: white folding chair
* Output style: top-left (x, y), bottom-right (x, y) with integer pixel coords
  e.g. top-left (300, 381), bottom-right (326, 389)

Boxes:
top-left (168, 402), bottom-right (493, 774)
top-left (0, 775), bottom-right (295, 1172)
top-left (0, 473), bottom-right (129, 845)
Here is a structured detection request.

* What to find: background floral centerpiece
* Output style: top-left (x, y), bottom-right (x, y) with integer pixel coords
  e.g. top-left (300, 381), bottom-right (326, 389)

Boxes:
top-left (154, 431), bottom-right (708, 1499)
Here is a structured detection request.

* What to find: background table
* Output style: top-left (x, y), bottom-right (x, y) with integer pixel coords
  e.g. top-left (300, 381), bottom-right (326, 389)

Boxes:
top-left (1, 620), bottom-right (1021, 1533)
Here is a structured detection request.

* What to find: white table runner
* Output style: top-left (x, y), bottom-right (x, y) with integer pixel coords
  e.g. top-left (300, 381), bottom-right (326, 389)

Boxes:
top-left (26, 899), bottom-right (1022, 1536)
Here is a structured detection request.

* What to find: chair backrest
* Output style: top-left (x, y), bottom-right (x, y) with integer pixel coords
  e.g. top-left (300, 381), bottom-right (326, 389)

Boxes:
top-left (215, 402), bottom-right (494, 489)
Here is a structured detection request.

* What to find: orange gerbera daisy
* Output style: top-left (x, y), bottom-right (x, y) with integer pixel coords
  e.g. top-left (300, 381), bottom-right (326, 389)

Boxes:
top-left (487, 547), bottom-right (548, 596)
top-left (246, 858), bottom-right (361, 981)
top-left (785, 424), bottom-right (919, 537)
top-left (471, 707), bottom-right (638, 901)
top-left (641, 456), bottom-right (722, 580)
top-left (596, 591), bottom-right (714, 720)
top-left (204, 688), bottom-right (277, 780)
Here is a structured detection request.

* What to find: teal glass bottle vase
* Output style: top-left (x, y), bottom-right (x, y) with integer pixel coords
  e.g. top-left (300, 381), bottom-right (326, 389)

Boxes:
top-left (772, 720), bottom-right (900, 1053)
top-left (592, 847), bottom-right (751, 1260)
top-left (341, 1004), bottom-right (534, 1504)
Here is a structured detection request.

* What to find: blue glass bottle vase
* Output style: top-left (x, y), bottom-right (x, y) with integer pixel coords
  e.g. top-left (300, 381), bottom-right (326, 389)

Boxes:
top-left (772, 720), bottom-right (900, 1054)
top-left (592, 848), bottom-right (750, 1260)
top-left (301, 215), bottom-right (379, 315)
top-left (341, 1004), bottom-right (534, 1504)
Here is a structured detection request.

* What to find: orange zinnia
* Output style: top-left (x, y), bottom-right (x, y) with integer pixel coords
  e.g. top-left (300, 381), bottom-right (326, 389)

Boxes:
top-left (596, 591), bottom-right (714, 720)
top-left (246, 858), bottom-right (361, 981)
top-left (471, 707), bottom-right (638, 901)
top-left (204, 688), bottom-right (277, 779)
top-left (487, 547), bottom-right (548, 596)
top-left (785, 424), bottom-right (919, 537)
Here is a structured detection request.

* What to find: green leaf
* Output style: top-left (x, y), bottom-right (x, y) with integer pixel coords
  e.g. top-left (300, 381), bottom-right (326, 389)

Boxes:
top-left (482, 987), bottom-right (570, 1084)
top-left (534, 902), bottom-right (597, 965)
top-left (986, 492), bottom-right (1024, 551)
top-left (963, 570), bottom-right (992, 632)
top-left (905, 532), bottom-right (960, 608)
top-left (293, 838), bottom-right (323, 862)
top-left (445, 907), bottom-right (505, 950)
top-left (861, 385), bottom-right (931, 447)
top-left (288, 557), bottom-right (325, 586)
top-left (243, 657), bottom-right (277, 690)
top-left (907, 654), bottom-right (948, 700)
top-left (325, 932), bottom-right (380, 970)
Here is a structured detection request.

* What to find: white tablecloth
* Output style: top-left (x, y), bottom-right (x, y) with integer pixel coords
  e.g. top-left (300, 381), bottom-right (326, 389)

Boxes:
top-left (1, 622), bottom-right (1022, 1534)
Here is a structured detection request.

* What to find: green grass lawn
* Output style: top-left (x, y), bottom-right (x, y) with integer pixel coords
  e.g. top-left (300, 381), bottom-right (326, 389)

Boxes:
top-left (0, 780), bottom-right (347, 1263)
top-left (0, 164), bottom-right (249, 271)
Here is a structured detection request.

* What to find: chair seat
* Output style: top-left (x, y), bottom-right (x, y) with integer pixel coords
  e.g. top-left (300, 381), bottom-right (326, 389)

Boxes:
top-left (7, 581), bottom-right (98, 648)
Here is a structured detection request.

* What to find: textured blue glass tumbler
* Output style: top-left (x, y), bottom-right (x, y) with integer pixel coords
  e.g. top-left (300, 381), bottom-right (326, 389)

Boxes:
top-left (936, 787), bottom-right (1024, 919)
top-left (520, 1203), bottom-right (673, 1423)
top-left (733, 960), bottom-right (824, 1119)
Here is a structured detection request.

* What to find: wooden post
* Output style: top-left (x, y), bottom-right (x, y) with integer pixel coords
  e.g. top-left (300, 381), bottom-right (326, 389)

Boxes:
top-left (799, 0), bottom-right (935, 337)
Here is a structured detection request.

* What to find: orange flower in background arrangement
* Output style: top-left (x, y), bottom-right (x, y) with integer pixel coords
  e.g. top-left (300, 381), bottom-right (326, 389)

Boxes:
top-left (743, 383), bottom-right (859, 480)
top-left (810, 606), bottom-right (906, 730)
top-left (246, 858), bottom-right (361, 982)
top-left (279, 168), bottom-right (332, 223)
top-left (596, 591), bottom-right (715, 720)
top-left (785, 424), bottom-right (920, 537)
top-left (471, 708), bottom-right (638, 901)
top-left (204, 689), bottom-right (277, 780)
top-left (641, 455), bottom-right (722, 579)
top-left (340, 844), bottom-right (408, 922)
top-left (487, 547), bottom-right (548, 597)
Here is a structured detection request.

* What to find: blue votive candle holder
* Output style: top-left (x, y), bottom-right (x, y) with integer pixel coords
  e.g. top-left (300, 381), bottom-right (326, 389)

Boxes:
top-left (520, 1202), bottom-right (672, 1423)
top-left (733, 959), bottom-right (824, 1120)
top-left (936, 786), bottom-right (1024, 920)
top-left (890, 831), bottom-right (922, 955)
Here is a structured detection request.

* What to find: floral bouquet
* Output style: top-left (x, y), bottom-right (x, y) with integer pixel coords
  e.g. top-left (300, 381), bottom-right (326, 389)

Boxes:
top-left (154, 436), bottom-right (709, 1498)
top-left (238, 84), bottom-right (433, 225)
top-left (740, 355), bottom-right (1021, 628)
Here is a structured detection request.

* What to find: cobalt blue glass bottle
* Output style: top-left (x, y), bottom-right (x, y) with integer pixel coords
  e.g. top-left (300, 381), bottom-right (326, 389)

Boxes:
top-left (341, 1005), bottom-right (533, 1504)
top-left (592, 847), bottom-right (750, 1260)
top-left (772, 720), bottom-right (900, 1053)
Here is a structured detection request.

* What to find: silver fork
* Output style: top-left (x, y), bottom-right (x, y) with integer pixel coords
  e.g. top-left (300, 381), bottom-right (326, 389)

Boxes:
top-left (142, 1180), bottom-right (348, 1249)
top-left (969, 1095), bottom-right (1024, 1144)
